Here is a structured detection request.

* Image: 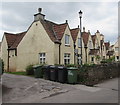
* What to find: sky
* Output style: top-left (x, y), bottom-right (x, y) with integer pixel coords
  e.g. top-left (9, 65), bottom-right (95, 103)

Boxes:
top-left (0, 1), bottom-right (119, 45)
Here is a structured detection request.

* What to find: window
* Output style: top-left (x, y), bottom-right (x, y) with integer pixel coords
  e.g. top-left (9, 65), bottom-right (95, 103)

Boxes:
top-left (64, 53), bottom-right (70, 64)
top-left (103, 46), bottom-right (104, 51)
top-left (39, 53), bottom-right (46, 64)
top-left (103, 56), bottom-right (105, 60)
top-left (115, 47), bottom-right (119, 52)
top-left (65, 35), bottom-right (70, 45)
top-left (91, 57), bottom-right (94, 62)
top-left (78, 54), bottom-right (81, 65)
top-left (116, 56), bottom-right (119, 60)
top-left (89, 41), bottom-right (92, 49)
top-left (78, 38), bottom-right (81, 47)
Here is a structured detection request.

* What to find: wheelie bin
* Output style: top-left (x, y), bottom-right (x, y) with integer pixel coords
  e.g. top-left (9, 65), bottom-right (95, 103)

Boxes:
top-left (42, 65), bottom-right (51, 80)
top-left (33, 65), bottom-right (43, 78)
top-left (67, 67), bottom-right (78, 84)
top-left (50, 65), bottom-right (58, 81)
top-left (58, 66), bottom-right (67, 83)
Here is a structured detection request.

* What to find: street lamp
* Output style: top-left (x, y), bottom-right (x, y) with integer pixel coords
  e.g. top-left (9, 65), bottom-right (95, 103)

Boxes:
top-left (79, 10), bottom-right (83, 66)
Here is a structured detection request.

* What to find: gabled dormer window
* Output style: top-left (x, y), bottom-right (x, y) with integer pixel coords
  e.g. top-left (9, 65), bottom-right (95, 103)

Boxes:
top-left (78, 38), bottom-right (81, 47)
top-left (89, 40), bottom-right (92, 49)
top-left (65, 35), bottom-right (70, 45)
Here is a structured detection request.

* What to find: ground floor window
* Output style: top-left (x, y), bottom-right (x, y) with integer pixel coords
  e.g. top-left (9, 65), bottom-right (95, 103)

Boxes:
top-left (116, 56), bottom-right (119, 60)
top-left (39, 53), bottom-right (46, 64)
top-left (103, 56), bottom-right (105, 60)
top-left (91, 57), bottom-right (94, 62)
top-left (64, 53), bottom-right (70, 65)
top-left (78, 54), bottom-right (81, 65)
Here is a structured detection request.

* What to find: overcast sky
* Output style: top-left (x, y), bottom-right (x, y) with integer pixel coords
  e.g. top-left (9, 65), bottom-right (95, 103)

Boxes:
top-left (0, 2), bottom-right (118, 44)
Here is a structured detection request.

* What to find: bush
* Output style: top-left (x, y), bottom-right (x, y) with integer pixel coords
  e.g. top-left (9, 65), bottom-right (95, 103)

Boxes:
top-left (26, 65), bottom-right (34, 75)
top-left (65, 64), bottom-right (78, 67)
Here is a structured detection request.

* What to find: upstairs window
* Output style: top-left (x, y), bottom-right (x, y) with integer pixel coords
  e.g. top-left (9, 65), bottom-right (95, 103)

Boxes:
top-left (39, 53), bottom-right (46, 64)
top-left (65, 35), bottom-right (70, 45)
top-left (78, 38), bottom-right (81, 47)
top-left (115, 47), bottom-right (119, 52)
top-left (89, 41), bottom-right (92, 49)
top-left (64, 53), bottom-right (70, 65)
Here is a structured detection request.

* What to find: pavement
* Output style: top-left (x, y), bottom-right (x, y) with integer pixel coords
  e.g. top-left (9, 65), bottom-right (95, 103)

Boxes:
top-left (1, 73), bottom-right (119, 103)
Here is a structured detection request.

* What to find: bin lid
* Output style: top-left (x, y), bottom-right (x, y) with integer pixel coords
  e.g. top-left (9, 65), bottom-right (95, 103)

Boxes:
top-left (33, 65), bottom-right (41, 68)
top-left (67, 67), bottom-right (78, 70)
top-left (50, 65), bottom-right (57, 68)
top-left (42, 65), bottom-right (52, 68)
top-left (58, 66), bottom-right (66, 69)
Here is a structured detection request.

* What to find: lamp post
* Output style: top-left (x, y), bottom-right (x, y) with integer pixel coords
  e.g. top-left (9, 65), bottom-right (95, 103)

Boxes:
top-left (79, 10), bottom-right (83, 66)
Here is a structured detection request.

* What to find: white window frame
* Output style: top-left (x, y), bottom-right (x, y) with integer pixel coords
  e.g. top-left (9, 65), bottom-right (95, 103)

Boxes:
top-left (39, 53), bottom-right (46, 64)
top-left (89, 40), bottom-right (92, 49)
top-left (64, 53), bottom-right (70, 65)
top-left (78, 38), bottom-right (81, 47)
top-left (65, 35), bottom-right (70, 45)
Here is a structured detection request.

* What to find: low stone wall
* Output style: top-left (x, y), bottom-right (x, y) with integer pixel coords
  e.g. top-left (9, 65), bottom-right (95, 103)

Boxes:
top-left (78, 62), bottom-right (120, 86)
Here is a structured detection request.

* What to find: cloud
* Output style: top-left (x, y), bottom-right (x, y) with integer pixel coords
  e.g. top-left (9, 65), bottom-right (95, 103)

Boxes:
top-left (0, 2), bottom-right (118, 45)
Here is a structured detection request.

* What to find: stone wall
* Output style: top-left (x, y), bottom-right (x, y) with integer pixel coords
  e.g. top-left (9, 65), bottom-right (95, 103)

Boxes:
top-left (78, 62), bottom-right (119, 86)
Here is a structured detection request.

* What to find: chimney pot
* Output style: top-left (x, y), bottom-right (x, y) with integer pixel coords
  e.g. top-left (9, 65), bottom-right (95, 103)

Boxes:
top-left (83, 27), bottom-right (85, 32)
top-left (38, 8), bottom-right (42, 13)
top-left (66, 20), bottom-right (68, 23)
top-left (97, 30), bottom-right (99, 33)
top-left (88, 30), bottom-right (90, 34)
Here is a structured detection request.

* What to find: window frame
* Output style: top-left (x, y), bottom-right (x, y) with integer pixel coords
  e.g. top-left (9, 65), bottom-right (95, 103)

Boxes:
top-left (78, 38), bottom-right (81, 48)
top-left (78, 54), bottom-right (81, 65)
top-left (64, 53), bottom-right (70, 65)
top-left (39, 53), bottom-right (46, 64)
top-left (65, 34), bottom-right (70, 45)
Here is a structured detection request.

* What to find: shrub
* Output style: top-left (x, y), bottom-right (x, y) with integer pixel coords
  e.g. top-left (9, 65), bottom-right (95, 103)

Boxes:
top-left (26, 64), bottom-right (34, 75)
top-left (65, 64), bottom-right (78, 67)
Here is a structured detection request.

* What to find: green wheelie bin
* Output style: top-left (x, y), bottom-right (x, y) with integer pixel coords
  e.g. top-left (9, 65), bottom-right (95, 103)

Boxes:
top-left (67, 67), bottom-right (78, 84)
top-left (33, 65), bottom-right (43, 78)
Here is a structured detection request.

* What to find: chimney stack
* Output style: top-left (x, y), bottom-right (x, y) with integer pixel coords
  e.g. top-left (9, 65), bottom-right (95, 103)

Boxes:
top-left (34, 8), bottom-right (45, 21)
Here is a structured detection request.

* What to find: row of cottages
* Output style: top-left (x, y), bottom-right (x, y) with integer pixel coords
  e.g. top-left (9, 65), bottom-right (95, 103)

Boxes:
top-left (108, 37), bottom-right (120, 61)
top-left (1, 8), bottom-right (110, 72)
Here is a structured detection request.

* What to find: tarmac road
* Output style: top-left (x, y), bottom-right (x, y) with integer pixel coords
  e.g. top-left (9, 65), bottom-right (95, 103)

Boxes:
top-left (2, 73), bottom-right (118, 103)
top-left (39, 78), bottom-right (118, 103)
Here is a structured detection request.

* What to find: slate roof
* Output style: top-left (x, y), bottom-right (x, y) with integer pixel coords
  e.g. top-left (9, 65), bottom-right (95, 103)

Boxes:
top-left (4, 31), bottom-right (27, 49)
top-left (40, 19), bottom-right (67, 42)
top-left (104, 42), bottom-right (110, 50)
top-left (107, 51), bottom-right (114, 56)
top-left (91, 35), bottom-right (96, 46)
top-left (4, 19), bottom-right (68, 49)
top-left (70, 28), bottom-right (79, 42)
top-left (89, 49), bottom-right (99, 55)
top-left (82, 32), bottom-right (89, 46)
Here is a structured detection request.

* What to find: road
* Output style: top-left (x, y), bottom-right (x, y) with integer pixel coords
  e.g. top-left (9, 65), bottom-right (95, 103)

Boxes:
top-left (2, 73), bottom-right (118, 103)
